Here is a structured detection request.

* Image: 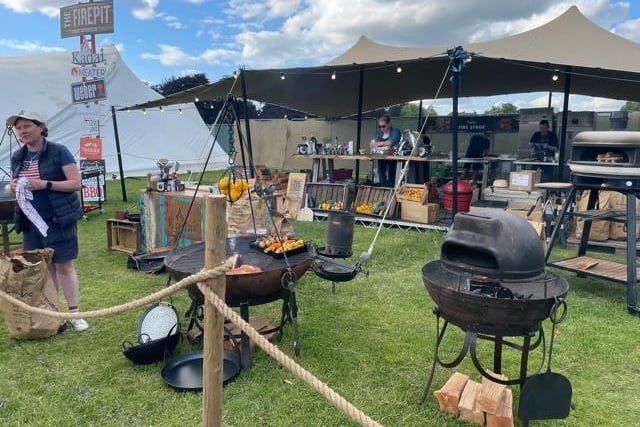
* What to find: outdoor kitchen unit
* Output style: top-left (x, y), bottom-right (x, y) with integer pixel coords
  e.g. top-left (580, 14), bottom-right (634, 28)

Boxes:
top-left (547, 131), bottom-right (640, 315)
top-left (420, 209), bottom-right (570, 422)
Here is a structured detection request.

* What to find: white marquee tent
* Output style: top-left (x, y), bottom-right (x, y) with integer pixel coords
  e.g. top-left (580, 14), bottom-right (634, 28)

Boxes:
top-left (0, 45), bottom-right (228, 178)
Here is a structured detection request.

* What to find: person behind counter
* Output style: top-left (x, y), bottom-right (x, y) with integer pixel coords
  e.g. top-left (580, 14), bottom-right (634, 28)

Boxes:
top-left (463, 131), bottom-right (491, 183)
top-left (369, 114), bottom-right (401, 187)
top-left (7, 110), bottom-right (89, 332)
top-left (529, 119), bottom-right (558, 160)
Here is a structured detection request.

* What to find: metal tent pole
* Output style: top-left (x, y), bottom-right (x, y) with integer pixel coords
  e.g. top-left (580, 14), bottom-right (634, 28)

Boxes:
top-left (110, 105), bottom-right (127, 202)
top-left (557, 66), bottom-right (572, 182)
top-left (355, 66), bottom-right (365, 183)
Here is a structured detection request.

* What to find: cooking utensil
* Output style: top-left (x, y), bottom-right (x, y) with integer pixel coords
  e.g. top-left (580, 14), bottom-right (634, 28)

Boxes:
top-left (161, 349), bottom-right (241, 391)
top-left (281, 270), bottom-right (301, 356)
top-left (519, 299), bottom-right (572, 422)
top-left (137, 302), bottom-right (180, 343)
top-left (122, 324), bottom-right (180, 365)
top-left (297, 194), bottom-right (314, 222)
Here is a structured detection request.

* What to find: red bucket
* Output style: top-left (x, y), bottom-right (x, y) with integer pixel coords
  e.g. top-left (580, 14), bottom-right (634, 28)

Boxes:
top-left (442, 180), bottom-right (473, 212)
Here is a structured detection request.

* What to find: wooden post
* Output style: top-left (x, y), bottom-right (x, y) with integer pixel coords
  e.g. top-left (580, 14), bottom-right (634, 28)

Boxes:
top-left (203, 195), bottom-right (227, 427)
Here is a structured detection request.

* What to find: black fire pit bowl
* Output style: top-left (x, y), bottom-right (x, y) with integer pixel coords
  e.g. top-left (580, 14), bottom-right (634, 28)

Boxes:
top-left (424, 210), bottom-right (569, 336)
top-left (423, 261), bottom-right (569, 336)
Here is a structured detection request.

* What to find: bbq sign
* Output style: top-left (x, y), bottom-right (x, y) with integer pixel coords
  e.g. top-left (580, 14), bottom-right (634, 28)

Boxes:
top-left (71, 80), bottom-right (107, 104)
top-left (60, 1), bottom-right (114, 39)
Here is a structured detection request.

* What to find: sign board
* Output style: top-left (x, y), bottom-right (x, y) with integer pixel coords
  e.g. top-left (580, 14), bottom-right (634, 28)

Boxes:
top-left (81, 119), bottom-right (101, 136)
top-left (71, 49), bottom-right (106, 65)
top-left (286, 172), bottom-right (307, 200)
top-left (79, 159), bottom-right (106, 202)
top-left (71, 66), bottom-right (106, 79)
top-left (60, 1), bottom-right (114, 38)
top-left (80, 137), bottom-right (103, 159)
top-left (71, 79), bottom-right (107, 104)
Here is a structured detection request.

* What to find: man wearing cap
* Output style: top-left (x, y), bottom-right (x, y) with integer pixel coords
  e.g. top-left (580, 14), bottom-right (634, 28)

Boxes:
top-left (7, 110), bottom-right (88, 332)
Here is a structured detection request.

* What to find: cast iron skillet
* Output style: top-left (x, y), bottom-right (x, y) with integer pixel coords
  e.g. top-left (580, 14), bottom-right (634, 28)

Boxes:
top-left (161, 349), bottom-right (241, 391)
top-left (122, 324), bottom-right (180, 365)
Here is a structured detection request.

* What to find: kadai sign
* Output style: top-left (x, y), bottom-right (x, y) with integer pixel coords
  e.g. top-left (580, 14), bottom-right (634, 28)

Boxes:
top-left (80, 137), bottom-right (103, 160)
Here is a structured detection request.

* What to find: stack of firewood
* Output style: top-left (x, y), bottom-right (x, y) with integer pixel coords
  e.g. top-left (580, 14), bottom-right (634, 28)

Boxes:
top-left (434, 371), bottom-right (513, 427)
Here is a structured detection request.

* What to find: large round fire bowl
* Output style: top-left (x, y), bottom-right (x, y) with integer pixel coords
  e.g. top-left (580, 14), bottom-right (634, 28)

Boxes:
top-left (165, 236), bottom-right (313, 302)
top-left (422, 261), bottom-right (569, 336)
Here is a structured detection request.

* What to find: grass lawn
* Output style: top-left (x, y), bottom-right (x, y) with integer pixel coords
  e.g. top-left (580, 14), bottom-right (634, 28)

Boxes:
top-left (0, 174), bottom-right (639, 426)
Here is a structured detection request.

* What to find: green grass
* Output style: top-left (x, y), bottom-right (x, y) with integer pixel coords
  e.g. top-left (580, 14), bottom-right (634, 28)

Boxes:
top-left (0, 174), bottom-right (639, 426)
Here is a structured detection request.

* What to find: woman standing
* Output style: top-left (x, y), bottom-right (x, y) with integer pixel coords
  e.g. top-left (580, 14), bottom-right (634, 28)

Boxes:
top-left (7, 110), bottom-right (88, 332)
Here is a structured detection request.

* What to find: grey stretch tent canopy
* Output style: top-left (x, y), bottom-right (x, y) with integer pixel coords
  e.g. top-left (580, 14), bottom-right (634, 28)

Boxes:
top-left (124, 6), bottom-right (640, 118)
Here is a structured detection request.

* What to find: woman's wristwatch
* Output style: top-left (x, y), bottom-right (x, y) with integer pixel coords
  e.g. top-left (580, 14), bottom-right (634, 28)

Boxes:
top-left (46, 181), bottom-right (53, 190)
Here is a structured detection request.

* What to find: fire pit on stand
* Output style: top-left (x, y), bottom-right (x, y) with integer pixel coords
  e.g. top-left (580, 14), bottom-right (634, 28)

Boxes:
top-left (165, 236), bottom-right (313, 369)
top-left (420, 209), bottom-right (570, 423)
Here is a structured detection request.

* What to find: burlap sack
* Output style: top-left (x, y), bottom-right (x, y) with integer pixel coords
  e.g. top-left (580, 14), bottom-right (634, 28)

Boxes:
top-left (0, 248), bottom-right (64, 339)
top-left (227, 190), bottom-right (265, 237)
top-left (575, 190), bottom-right (611, 242)
top-left (608, 192), bottom-right (640, 241)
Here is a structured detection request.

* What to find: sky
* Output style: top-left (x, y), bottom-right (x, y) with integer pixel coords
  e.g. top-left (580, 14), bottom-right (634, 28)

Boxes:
top-left (1, 0), bottom-right (640, 115)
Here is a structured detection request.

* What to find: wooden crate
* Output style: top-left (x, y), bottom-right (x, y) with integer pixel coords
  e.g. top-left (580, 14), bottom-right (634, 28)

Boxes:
top-left (305, 182), bottom-right (353, 211)
top-left (354, 185), bottom-right (397, 217)
top-left (107, 219), bottom-right (142, 255)
top-left (396, 183), bottom-right (428, 203)
top-left (400, 200), bottom-right (440, 223)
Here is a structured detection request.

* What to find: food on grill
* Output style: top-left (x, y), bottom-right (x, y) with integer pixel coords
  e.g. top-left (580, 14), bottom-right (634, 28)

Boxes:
top-left (227, 264), bottom-right (262, 275)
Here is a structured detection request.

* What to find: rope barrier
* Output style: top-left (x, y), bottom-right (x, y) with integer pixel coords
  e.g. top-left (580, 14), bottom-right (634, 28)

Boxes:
top-left (197, 281), bottom-right (383, 427)
top-left (0, 259), bottom-right (382, 427)
top-left (0, 259), bottom-right (234, 319)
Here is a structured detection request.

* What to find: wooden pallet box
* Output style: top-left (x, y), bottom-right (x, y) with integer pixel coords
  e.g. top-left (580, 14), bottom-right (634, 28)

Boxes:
top-left (107, 219), bottom-right (142, 255)
top-left (400, 200), bottom-right (440, 223)
top-left (396, 183), bottom-right (429, 204)
top-left (305, 182), bottom-right (353, 211)
top-left (354, 185), bottom-right (397, 217)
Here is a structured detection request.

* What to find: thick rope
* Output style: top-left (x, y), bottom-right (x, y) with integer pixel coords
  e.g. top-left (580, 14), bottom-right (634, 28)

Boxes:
top-left (0, 259), bottom-right (234, 319)
top-left (197, 282), bottom-right (383, 427)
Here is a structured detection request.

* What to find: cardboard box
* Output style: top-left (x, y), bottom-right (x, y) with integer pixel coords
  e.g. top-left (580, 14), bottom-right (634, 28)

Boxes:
top-left (509, 171), bottom-right (541, 191)
top-left (400, 200), bottom-right (440, 223)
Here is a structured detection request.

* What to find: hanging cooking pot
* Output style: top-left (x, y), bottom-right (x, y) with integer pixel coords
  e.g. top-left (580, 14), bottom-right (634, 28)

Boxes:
top-left (297, 144), bottom-right (309, 155)
top-left (161, 349), bottom-right (241, 391)
top-left (312, 254), bottom-right (367, 282)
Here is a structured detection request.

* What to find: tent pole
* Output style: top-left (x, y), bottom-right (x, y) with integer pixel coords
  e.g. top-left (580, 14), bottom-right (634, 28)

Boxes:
top-left (557, 66), bottom-right (572, 182)
top-left (417, 100), bottom-right (423, 130)
top-left (355, 66), bottom-right (364, 183)
top-left (110, 105), bottom-right (127, 202)
top-left (239, 68), bottom-right (255, 178)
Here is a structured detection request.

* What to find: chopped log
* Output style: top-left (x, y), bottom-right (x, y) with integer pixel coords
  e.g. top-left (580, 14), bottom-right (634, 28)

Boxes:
top-left (477, 372), bottom-right (508, 414)
top-left (457, 380), bottom-right (485, 425)
top-left (486, 388), bottom-right (513, 427)
top-left (433, 372), bottom-right (469, 415)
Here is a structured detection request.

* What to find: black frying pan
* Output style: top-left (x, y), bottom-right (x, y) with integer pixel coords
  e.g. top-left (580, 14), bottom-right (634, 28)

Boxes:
top-left (161, 350), bottom-right (240, 391)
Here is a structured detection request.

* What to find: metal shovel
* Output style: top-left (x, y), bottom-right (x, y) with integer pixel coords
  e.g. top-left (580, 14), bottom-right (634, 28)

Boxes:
top-left (519, 299), bottom-right (572, 422)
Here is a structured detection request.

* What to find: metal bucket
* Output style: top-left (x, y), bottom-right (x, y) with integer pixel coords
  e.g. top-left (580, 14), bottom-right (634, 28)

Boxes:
top-left (325, 210), bottom-right (354, 257)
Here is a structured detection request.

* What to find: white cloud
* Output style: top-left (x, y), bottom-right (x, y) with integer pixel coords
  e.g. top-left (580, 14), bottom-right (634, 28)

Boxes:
top-left (184, 0), bottom-right (207, 4)
top-left (614, 18), bottom-right (640, 42)
top-left (132, 0), bottom-right (159, 20)
top-left (0, 38), bottom-right (64, 52)
top-left (225, 0), bottom-right (301, 21)
top-left (140, 44), bottom-right (236, 67)
top-left (0, 0), bottom-right (64, 17)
